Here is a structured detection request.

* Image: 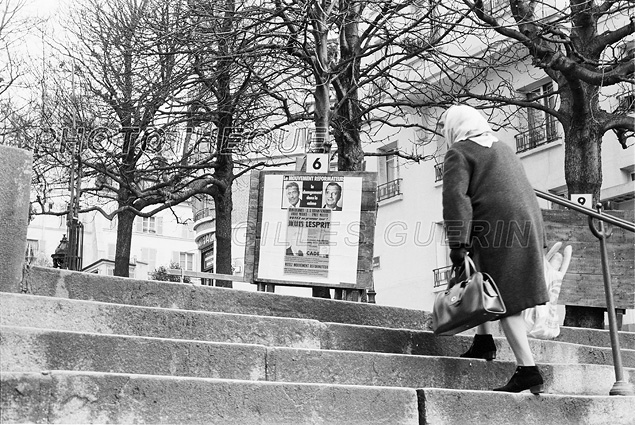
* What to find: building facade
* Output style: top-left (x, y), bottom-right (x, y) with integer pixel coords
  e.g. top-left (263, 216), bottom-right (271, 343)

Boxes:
top-left (27, 202), bottom-right (199, 280)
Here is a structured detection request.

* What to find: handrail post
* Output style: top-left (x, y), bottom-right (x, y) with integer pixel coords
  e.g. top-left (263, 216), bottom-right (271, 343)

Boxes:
top-left (588, 203), bottom-right (635, 396)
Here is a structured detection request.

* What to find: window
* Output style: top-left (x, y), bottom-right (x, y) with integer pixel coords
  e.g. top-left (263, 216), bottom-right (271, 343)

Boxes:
top-left (173, 251), bottom-right (195, 271)
top-left (434, 124), bottom-right (447, 182)
top-left (377, 144), bottom-right (402, 202)
top-left (180, 252), bottom-right (194, 271)
top-left (434, 162), bottom-right (444, 182)
top-left (516, 82), bottom-right (559, 153)
top-left (194, 196), bottom-right (215, 222)
top-left (142, 217), bottom-right (156, 233)
top-left (141, 248), bottom-right (157, 271)
top-left (548, 187), bottom-right (568, 210)
top-left (135, 216), bottom-right (163, 234)
top-left (25, 239), bottom-right (39, 262)
top-left (483, 0), bottom-right (507, 14)
top-left (181, 222), bottom-right (195, 239)
top-left (433, 223), bottom-right (451, 291)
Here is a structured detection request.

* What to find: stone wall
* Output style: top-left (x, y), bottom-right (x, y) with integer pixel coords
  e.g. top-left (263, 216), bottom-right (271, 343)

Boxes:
top-left (0, 146), bottom-right (32, 293)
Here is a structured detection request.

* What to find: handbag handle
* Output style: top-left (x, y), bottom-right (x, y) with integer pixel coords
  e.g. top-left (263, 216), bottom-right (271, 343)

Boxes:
top-left (463, 255), bottom-right (476, 276)
top-left (450, 254), bottom-right (477, 286)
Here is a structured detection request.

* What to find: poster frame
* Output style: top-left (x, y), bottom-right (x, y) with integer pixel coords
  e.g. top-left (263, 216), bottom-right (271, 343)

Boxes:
top-left (243, 169), bottom-right (377, 290)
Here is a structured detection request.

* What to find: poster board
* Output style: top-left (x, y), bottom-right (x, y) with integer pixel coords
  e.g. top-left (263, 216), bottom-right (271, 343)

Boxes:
top-left (244, 170), bottom-right (377, 290)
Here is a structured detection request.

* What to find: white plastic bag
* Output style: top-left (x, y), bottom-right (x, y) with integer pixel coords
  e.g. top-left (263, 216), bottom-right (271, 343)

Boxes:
top-left (524, 242), bottom-right (572, 339)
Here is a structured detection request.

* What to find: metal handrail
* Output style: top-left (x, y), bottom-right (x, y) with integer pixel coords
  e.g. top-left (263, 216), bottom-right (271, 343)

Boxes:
top-left (535, 188), bottom-right (634, 396)
top-left (534, 189), bottom-right (635, 233)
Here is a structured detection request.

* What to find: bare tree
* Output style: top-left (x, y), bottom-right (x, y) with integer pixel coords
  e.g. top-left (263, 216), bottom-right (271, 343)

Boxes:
top-left (269, 0), bottom-right (472, 171)
top-left (175, 0), bottom-right (315, 286)
top-left (468, 0), bottom-right (633, 197)
top-left (26, 0), bottom-right (303, 281)
top-left (413, 0), bottom-right (633, 327)
top-left (0, 0), bottom-right (27, 99)
top-left (0, 0), bottom-right (41, 144)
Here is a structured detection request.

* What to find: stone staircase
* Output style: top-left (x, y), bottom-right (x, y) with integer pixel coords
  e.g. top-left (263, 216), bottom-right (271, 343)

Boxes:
top-left (2, 267), bottom-right (634, 424)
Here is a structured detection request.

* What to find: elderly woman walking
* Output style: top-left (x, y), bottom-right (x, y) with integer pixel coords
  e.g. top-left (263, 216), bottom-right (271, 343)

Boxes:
top-left (441, 104), bottom-right (549, 394)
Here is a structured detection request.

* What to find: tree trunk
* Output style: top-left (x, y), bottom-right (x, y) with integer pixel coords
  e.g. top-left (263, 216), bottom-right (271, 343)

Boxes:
top-left (334, 2), bottom-right (364, 172)
top-left (307, 2), bottom-right (332, 300)
top-left (213, 182), bottom-right (233, 288)
top-left (564, 121), bottom-right (603, 203)
top-left (114, 208), bottom-right (135, 277)
top-left (561, 87), bottom-right (605, 328)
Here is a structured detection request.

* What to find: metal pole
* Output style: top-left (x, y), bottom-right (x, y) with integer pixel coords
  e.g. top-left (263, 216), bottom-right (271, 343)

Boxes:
top-left (588, 203), bottom-right (635, 396)
top-left (66, 141), bottom-right (76, 270)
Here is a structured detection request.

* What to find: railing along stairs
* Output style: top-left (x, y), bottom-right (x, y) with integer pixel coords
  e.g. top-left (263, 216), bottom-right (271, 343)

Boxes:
top-left (170, 189), bottom-right (634, 397)
top-left (534, 189), bottom-right (635, 396)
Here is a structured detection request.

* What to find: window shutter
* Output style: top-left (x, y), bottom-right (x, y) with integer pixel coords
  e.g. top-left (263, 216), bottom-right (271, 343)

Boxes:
top-left (135, 218), bottom-right (142, 233)
top-left (172, 251), bottom-right (180, 268)
top-left (148, 248), bottom-right (157, 271)
top-left (107, 244), bottom-right (116, 260)
top-left (157, 217), bottom-right (163, 235)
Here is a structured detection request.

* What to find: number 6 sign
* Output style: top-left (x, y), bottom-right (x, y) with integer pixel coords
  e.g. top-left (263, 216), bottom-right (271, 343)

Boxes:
top-left (307, 153), bottom-right (329, 174)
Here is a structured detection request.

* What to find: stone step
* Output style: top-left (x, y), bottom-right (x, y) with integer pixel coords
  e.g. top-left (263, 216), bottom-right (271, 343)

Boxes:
top-left (2, 326), bottom-right (633, 396)
top-left (3, 293), bottom-right (634, 368)
top-left (21, 267), bottom-right (432, 330)
top-left (22, 267), bottom-right (635, 350)
top-left (416, 387), bottom-right (635, 425)
top-left (468, 321), bottom-right (635, 351)
top-left (2, 371), bottom-right (633, 425)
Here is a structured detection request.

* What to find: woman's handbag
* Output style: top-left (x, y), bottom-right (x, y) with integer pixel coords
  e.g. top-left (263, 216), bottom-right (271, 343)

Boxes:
top-left (432, 255), bottom-right (506, 336)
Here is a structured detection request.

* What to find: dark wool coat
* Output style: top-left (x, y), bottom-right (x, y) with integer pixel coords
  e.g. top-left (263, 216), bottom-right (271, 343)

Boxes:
top-left (442, 140), bottom-right (548, 317)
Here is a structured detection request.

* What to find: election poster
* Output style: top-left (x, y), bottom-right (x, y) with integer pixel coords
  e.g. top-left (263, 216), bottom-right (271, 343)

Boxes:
top-left (284, 208), bottom-right (331, 277)
top-left (256, 173), bottom-right (361, 285)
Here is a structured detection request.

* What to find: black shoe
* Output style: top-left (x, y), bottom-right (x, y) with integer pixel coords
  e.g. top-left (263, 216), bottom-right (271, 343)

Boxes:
top-left (461, 334), bottom-right (496, 361)
top-left (493, 366), bottom-right (544, 394)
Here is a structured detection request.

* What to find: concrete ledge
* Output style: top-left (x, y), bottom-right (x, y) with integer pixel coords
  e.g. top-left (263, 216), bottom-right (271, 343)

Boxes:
top-left (1, 326), bottom-right (267, 381)
top-left (1, 371), bottom-right (420, 425)
top-left (267, 346), bottom-right (635, 396)
top-left (3, 326), bottom-right (632, 396)
top-left (417, 388), bottom-right (635, 425)
top-left (325, 322), bottom-right (635, 368)
top-left (3, 293), bottom-right (634, 369)
top-left (3, 371), bottom-right (632, 425)
top-left (1, 293), bottom-right (324, 350)
top-left (21, 266), bottom-right (433, 330)
top-left (555, 326), bottom-right (635, 351)
top-left (463, 321), bottom-right (635, 351)
top-left (20, 267), bottom-right (635, 351)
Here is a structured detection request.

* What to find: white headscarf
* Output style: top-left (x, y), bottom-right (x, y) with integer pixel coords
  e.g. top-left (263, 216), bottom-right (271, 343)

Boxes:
top-left (443, 105), bottom-right (498, 148)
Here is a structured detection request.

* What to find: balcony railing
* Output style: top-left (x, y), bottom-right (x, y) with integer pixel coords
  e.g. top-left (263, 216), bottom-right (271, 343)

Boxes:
top-left (515, 119), bottom-right (559, 153)
top-left (434, 163), bottom-right (444, 182)
top-left (194, 208), bottom-right (215, 222)
top-left (377, 178), bottom-right (402, 202)
top-left (433, 265), bottom-right (453, 289)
